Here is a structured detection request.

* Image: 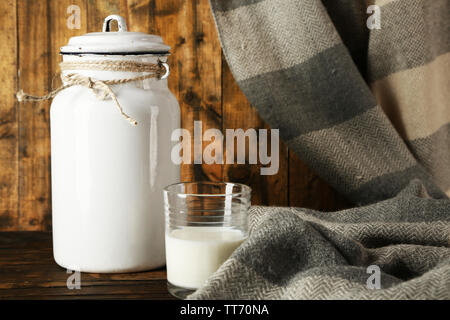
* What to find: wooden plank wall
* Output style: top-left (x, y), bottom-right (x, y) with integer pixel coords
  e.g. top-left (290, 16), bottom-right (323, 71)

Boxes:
top-left (0, 0), bottom-right (347, 231)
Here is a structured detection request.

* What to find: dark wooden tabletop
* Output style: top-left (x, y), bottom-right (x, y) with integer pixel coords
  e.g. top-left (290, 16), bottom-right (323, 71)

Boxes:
top-left (0, 232), bottom-right (175, 300)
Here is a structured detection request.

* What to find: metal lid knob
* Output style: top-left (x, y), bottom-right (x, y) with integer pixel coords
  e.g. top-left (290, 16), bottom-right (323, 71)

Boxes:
top-left (102, 15), bottom-right (128, 32)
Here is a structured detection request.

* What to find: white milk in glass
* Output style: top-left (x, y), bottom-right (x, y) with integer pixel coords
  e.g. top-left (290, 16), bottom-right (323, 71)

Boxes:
top-left (165, 227), bottom-right (247, 289)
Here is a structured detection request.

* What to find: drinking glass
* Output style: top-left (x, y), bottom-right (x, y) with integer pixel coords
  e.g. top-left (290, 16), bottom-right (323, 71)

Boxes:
top-left (164, 182), bottom-right (251, 299)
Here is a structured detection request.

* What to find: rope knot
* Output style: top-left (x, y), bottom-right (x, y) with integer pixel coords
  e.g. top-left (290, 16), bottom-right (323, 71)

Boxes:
top-left (87, 77), bottom-right (95, 89)
top-left (16, 89), bottom-right (25, 102)
top-left (15, 59), bottom-right (166, 126)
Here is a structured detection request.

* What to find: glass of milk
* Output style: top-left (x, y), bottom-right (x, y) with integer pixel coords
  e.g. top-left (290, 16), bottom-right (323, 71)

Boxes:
top-left (163, 182), bottom-right (251, 299)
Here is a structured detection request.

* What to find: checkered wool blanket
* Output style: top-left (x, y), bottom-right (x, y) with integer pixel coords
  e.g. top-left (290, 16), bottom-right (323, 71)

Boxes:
top-left (189, 0), bottom-right (450, 299)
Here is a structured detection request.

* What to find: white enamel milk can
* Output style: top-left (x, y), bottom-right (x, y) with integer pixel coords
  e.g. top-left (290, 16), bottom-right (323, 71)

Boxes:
top-left (50, 15), bottom-right (180, 272)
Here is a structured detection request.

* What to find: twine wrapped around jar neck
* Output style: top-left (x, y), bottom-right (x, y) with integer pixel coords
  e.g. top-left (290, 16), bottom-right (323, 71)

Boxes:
top-left (16, 59), bottom-right (169, 126)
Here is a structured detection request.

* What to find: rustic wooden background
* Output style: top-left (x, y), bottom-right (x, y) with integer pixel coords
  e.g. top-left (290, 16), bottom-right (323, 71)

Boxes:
top-left (0, 0), bottom-right (347, 231)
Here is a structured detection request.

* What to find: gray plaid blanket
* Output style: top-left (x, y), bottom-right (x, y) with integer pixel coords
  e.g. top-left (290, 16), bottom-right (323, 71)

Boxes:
top-left (188, 0), bottom-right (450, 299)
top-left (190, 181), bottom-right (450, 299)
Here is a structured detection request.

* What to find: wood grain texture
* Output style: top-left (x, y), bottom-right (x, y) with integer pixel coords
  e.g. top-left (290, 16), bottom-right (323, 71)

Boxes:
top-left (50, 0), bottom-right (88, 74)
top-left (151, 0), bottom-right (223, 182)
top-left (0, 232), bottom-right (173, 299)
top-left (289, 153), bottom-right (349, 210)
top-left (17, 0), bottom-right (52, 231)
top-left (222, 60), bottom-right (289, 206)
top-left (0, 0), bottom-right (18, 231)
top-left (0, 0), bottom-right (347, 231)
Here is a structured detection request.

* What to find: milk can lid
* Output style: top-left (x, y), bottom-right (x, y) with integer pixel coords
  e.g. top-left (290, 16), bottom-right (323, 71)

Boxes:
top-left (60, 15), bottom-right (171, 55)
